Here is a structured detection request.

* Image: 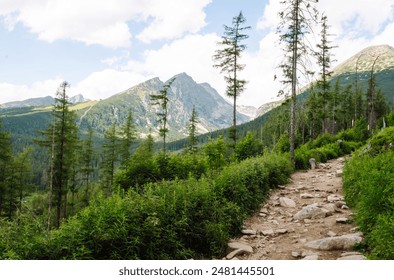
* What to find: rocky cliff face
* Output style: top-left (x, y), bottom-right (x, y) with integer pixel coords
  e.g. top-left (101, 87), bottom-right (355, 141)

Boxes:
top-left (77, 73), bottom-right (251, 140)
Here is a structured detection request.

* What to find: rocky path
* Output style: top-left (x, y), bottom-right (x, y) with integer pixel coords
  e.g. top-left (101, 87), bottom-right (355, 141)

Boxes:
top-left (226, 157), bottom-right (366, 260)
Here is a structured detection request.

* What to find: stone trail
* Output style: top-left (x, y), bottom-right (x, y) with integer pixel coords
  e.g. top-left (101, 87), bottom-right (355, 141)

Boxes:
top-left (225, 157), bottom-right (366, 260)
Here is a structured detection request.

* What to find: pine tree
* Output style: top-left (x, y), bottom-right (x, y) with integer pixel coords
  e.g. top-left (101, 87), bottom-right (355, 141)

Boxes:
top-left (277, 0), bottom-right (318, 164)
top-left (315, 14), bottom-right (335, 133)
top-left (150, 78), bottom-right (175, 154)
top-left (188, 105), bottom-right (199, 154)
top-left (213, 11), bottom-right (250, 146)
top-left (101, 121), bottom-right (118, 194)
top-left (120, 111), bottom-right (138, 165)
top-left (36, 81), bottom-right (79, 228)
top-left (80, 129), bottom-right (95, 203)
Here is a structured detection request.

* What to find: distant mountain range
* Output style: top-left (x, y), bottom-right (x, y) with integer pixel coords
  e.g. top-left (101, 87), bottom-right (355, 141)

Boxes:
top-left (1, 94), bottom-right (90, 109)
top-left (1, 73), bottom-right (251, 143)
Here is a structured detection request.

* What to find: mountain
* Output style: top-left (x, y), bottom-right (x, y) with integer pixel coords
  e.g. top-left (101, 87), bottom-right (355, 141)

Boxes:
top-left (255, 100), bottom-right (283, 117)
top-left (69, 94), bottom-right (90, 104)
top-left (1, 96), bottom-right (54, 109)
top-left (236, 105), bottom-right (257, 119)
top-left (76, 73), bottom-right (250, 140)
top-left (1, 94), bottom-right (90, 109)
top-left (1, 73), bottom-right (251, 146)
top-left (333, 45), bottom-right (394, 75)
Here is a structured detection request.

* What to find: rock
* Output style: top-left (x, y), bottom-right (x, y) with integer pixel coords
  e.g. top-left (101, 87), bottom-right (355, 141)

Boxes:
top-left (260, 208), bottom-right (269, 215)
top-left (327, 194), bottom-right (343, 202)
top-left (279, 197), bottom-right (296, 208)
top-left (302, 255), bottom-right (320, 260)
top-left (337, 255), bottom-right (366, 260)
top-left (336, 217), bottom-right (349, 224)
top-left (322, 203), bottom-right (337, 214)
top-left (301, 250), bottom-right (317, 257)
top-left (300, 193), bottom-right (314, 199)
top-left (304, 233), bottom-right (363, 251)
top-left (226, 248), bottom-right (251, 259)
top-left (335, 201), bottom-right (347, 208)
top-left (228, 242), bottom-right (253, 253)
top-left (242, 229), bottom-right (257, 235)
top-left (341, 252), bottom-right (363, 257)
top-left (309, 158), bottom-right (317, 170)
top-left (276, 228), bottom-right (288, 235)
top-left (292, 251), bottom-right (300, 258)
top-left (336, 170), bottom-right (343, 177)
top-left (341, 205), bottom-right (349, 210)
top-left (294, 204), bottom-right (327, 220)
top-left (327, 231), bottom-right (337, 237)
top-left (261, 229), bottom-right (275, 236)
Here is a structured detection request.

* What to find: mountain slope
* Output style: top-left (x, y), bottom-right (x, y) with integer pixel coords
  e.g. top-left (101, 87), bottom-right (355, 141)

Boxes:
top-left (1, 73), bottom-right (250, 146)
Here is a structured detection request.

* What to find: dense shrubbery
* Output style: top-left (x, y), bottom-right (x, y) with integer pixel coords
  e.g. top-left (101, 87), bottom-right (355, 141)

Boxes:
top-left (343, 128), bottom-right (394, 259)
top-left (0, 152), bottom-right (292, 260)
top-left (294, 138), bottom-right (362, 169)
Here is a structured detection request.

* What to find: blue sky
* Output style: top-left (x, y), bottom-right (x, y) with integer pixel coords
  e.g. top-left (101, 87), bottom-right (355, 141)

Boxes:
top-left (1, 0), bottom-right (394, 107)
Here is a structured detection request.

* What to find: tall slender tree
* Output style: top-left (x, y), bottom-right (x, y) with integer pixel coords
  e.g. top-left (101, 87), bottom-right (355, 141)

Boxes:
top-left (150, 78), bottom-right (175, 154)
top-left (315, 14), bottom-right (336, 133)
top-left (80, 129), bottom-right (95, 204)
top-left (120, 111), bottom-right (138, 165)
top-left (101, 121), bottom-right (118, 194)
top-left (36, 81), bottom-right (79, 228)
top-left (188, 105), bottom-right (199, 154)
top-left (213, 11), bottom-right (250, 146)
top-left (277, 0), bottom-right (318, 164)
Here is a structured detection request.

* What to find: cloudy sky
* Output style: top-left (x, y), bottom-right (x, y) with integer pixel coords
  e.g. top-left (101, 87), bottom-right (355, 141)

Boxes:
top-left (1, 0), bottom-right (394, 107)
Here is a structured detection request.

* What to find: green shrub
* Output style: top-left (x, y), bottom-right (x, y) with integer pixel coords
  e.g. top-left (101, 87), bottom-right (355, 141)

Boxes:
top-left (343, 150), bottom-right (394, 259)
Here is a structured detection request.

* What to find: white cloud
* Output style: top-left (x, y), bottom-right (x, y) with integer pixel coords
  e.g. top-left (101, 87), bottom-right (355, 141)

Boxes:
top-left (123, 33), bottom-right (227, 97)
top-left (69, 69), bottom-right (149, 100)
top-left (136, 0), bottom-right (211, 43)
top-left (0, 0), bottom-right (211, 48)
top-left (0, 78), bottom-right (64, 104)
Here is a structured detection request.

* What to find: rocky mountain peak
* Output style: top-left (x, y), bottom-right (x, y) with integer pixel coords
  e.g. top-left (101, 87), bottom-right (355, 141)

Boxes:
top-left (333, 44), bottom-right (394, 75)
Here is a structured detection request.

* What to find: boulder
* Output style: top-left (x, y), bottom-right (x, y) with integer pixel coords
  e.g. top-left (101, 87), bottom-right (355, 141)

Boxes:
top-left (294, 204), bottom-right (327, 220)
top-left (300, 193), bottom-right (314, 199)
top-left (279, 197), bottom-right (296, 208)
top-left (242, 229), bottom-right (257, 235)
top-left (304, 233), bottom-right (363, 251)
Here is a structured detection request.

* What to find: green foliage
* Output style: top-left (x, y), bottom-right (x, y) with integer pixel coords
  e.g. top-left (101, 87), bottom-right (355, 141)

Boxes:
top-left (203, 136), bottom-right (229, 171)
top-left (343, 127), bottom-right (394, 259)
top-left (235, 131), bottom-right (264, 161)
top-left (214, 153), bottom-right (293, 215)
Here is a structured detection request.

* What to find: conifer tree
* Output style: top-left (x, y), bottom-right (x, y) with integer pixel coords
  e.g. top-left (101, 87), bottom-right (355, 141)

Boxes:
top-left (277, 0), bottom-right (318, 164)
top-left (213, 11), bottom-right (250, 146)
top-left (315, 14), bottom-right (335, 133)
top-left (120, 111), bottom-right (138, 165)
top-left (80, 129), bottom-right (95, 203)
top-left (188, 105), bottom-right (199, 154)
top-left (101, 121), bottom-right (118, 194)
top-left (36, 81), bottom-right (79, 228)
top-left (150, 78), bottom-right (175, 154)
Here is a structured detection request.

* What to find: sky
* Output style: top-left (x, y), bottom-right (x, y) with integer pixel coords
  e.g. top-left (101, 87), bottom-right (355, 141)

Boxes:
top-left (1, 0), bottom-right (394, 107)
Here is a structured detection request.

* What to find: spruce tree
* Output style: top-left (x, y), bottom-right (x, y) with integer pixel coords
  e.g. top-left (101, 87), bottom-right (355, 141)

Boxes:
top-left (36, 81), bottom-right (79, 228)
top-left (80, 129), bottom-right (95, 203)
top-left (277, 0), bottom-right (318, 164)
top-left (213, 11), bottom-right (250, 146)
top-left (188, 105), bottom-right (199, 154)
top-left (120, 111), bottom-right (138, 165)
top-left (315, 14), bottom-right (336, 133)
top-left (101, 121), bottom-right (118, 194)
top-left (150, 78), bottom-right (175, 154)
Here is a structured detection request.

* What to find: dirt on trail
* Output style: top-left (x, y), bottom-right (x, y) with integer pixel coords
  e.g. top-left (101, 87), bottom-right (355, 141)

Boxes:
top-left (226, 157), bottom-right (365, 260)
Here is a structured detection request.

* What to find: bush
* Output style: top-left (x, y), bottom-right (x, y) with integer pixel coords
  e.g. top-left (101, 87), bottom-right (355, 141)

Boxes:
top-left (343, 148), bottom-right (394, 259)
top-left (214, 153), bottom-right (293, 215)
